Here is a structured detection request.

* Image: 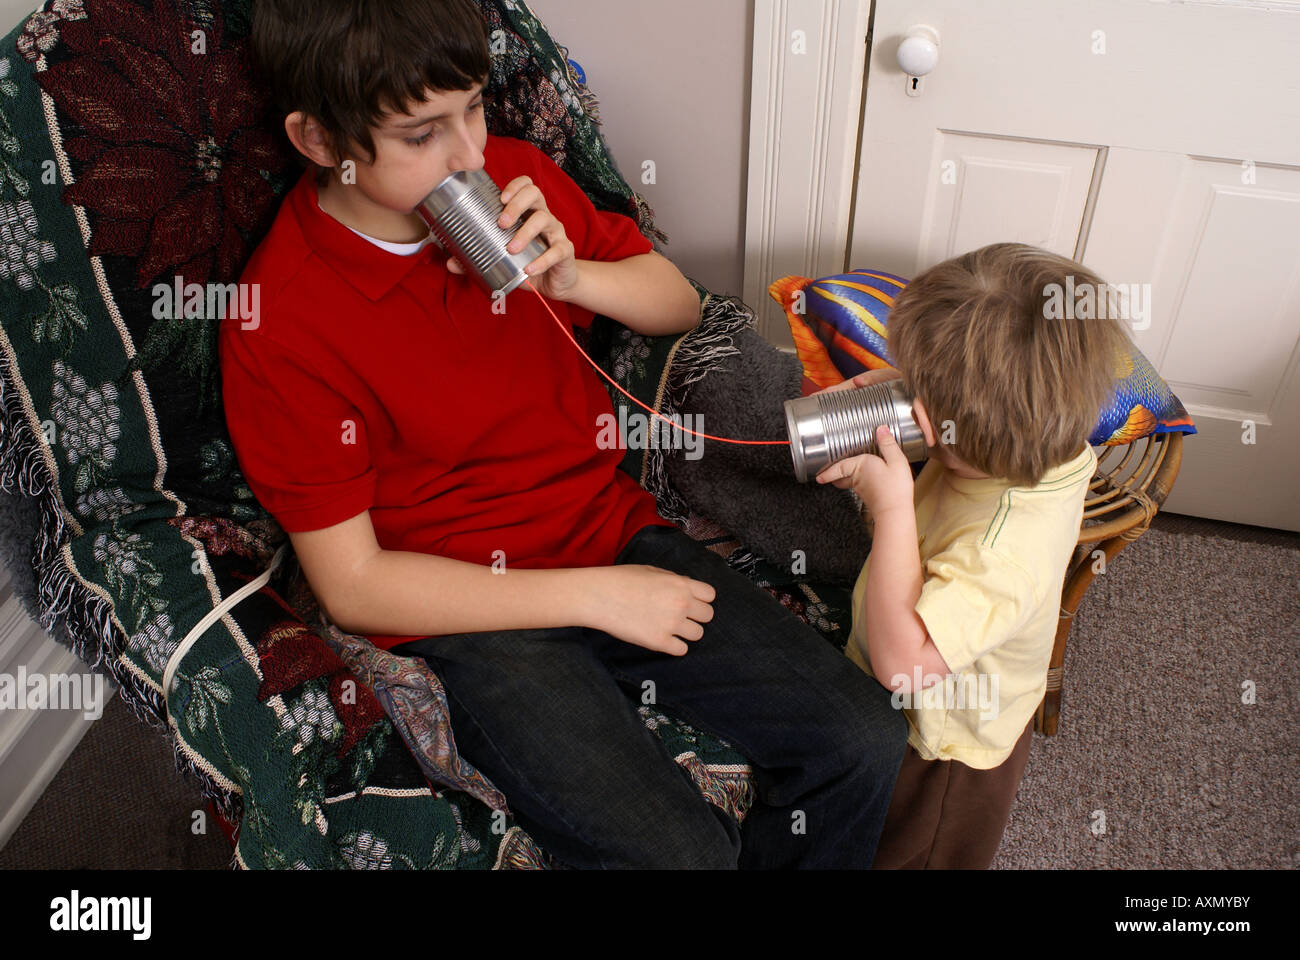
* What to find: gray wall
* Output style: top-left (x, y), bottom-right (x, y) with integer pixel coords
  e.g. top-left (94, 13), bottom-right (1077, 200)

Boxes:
top-left (0, 0), bottom-right (29, 31)
top-left (528, 0), bottom-right (753, 297)
top-left (0, 0), bottom-right (754, 296)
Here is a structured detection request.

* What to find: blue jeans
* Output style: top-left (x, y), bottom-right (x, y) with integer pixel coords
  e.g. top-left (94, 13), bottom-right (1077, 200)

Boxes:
top-left (391, 523), bottom-right (907, 868)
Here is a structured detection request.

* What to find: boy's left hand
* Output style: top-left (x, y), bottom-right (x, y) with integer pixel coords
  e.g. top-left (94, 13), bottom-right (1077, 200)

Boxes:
top-left (816, 424), bottom-right (915, 516)
top-left (446, 175), bottom-right (579, 300)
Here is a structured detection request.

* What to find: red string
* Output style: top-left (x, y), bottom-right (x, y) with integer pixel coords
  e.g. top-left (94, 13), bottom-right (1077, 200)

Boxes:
top-left (525, 278), bottom-right (790, 446)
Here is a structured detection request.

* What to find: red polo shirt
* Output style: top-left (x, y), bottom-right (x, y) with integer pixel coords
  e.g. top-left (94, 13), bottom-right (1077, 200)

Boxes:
top-left (219, 135), bottom-right (674, 650)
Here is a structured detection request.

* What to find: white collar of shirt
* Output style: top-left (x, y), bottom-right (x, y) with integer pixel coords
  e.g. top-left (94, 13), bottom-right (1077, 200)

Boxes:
top-left (318, 197), bottom-right (437, 257)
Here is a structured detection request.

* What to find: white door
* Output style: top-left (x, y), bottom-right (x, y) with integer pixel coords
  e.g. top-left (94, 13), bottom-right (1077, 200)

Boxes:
top-left (846, 0), bottom-right (1300, 530)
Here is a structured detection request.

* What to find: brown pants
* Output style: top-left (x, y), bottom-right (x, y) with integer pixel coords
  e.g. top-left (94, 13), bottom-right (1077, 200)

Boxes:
top-left (871, 719), bottom-right (1034, 869)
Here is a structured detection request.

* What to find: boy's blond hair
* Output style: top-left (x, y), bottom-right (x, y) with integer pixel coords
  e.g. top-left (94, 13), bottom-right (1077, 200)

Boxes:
top-left (887, 242), bottom-right (1129, 486)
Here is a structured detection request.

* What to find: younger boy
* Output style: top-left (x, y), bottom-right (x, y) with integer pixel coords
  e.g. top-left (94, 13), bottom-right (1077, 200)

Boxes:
top-left (816, 242), bottom-right (1128, 868)
top-left (220, 0), bottom-right (907, 868)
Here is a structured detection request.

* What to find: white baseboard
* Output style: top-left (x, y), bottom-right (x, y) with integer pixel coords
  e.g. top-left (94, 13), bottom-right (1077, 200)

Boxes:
top-left (0, 581), bottom-right (114, 855)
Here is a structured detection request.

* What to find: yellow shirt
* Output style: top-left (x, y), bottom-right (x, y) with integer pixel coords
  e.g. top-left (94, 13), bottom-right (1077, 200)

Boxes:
top-left (846, 443), bottom-right (1096, 769)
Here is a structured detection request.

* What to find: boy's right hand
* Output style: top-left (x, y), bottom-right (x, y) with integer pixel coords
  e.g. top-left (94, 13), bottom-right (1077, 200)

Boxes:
top-left (586, 566), bottom-right (716, 656)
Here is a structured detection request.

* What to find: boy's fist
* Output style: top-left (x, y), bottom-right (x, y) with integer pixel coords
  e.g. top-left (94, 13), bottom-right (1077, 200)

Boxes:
top-left (586, 565), bottom-right (716, 656)
top-left (817, 424), bottom-right (915, 516)
top-left (814, 366), bottom-right (916, 517)
top-left (446, 174), bottom-right (580, 300)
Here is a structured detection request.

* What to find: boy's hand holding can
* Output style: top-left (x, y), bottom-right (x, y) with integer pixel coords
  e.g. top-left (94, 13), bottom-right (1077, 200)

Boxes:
top-left (444, 174), bottom-right (579, 300)
top-left (813, 368), bottom-right (916, 516)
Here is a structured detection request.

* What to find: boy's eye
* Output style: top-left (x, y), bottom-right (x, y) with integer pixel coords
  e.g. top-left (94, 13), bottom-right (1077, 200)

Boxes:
top-left (404, 102), bottom-right (481, 146)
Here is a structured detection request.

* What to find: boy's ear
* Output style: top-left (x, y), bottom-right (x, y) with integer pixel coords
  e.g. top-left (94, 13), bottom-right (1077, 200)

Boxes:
top-left (284, 111), bottom-right (343, 170)
top-left (911, 396), bottom-right (939, 448)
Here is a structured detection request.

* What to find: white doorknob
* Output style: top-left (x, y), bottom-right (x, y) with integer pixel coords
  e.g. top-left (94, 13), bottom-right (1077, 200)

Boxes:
top-left (897, 25), bottom-right (940, 76)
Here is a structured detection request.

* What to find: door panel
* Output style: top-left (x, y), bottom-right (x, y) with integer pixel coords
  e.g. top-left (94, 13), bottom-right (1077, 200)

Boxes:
top-left (851, 0), bottom-right (1300, 528)
top-left (922, 133), bottom-right (1101, 261)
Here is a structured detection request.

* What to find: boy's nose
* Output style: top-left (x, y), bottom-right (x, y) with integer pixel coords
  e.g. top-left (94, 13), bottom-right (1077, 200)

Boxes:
top-left (448, 134), bottom-right (485, 175)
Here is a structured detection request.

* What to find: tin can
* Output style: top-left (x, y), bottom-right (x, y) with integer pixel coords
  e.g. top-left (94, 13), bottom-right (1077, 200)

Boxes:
top-left (416, 168), bottom-right (549, 297)
top-left (783, 379), bottom-right (928, 482)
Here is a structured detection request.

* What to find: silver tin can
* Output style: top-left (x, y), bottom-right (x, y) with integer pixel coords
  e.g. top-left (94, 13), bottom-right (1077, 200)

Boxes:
top-left (416, 167), bottom-right (549, 297)
top-left (783, 378), bottom-right (929, 482)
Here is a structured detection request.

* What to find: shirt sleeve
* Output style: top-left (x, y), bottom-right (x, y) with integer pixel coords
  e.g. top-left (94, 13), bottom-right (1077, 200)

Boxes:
top-left (219, 326), bottom-right (377, 533)
top-left (521, 141), bottom-right (654, 330)
top-left (912, 542), bottom-right (1040, 673)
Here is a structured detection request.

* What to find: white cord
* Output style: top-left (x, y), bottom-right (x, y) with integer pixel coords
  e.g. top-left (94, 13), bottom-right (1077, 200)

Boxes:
top-left (162, 542), bottom-right (289, 721)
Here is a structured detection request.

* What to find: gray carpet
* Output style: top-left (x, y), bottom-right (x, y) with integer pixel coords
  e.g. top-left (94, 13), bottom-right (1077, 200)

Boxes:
top-left (0, 511), bottom-right (1295, 869)
top-left (993, 519), bottom-right (1300, 869)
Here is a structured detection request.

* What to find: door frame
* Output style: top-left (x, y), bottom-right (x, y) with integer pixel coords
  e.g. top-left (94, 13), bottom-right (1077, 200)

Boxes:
top-left (744, 0), bottom-right (873, 346)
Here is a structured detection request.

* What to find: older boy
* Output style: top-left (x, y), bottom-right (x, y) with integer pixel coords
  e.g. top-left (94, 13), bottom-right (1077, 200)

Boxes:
top-left (816, 243), bottom-right (1127, 868)
top-left (220, 0), bottom-right (906, 868)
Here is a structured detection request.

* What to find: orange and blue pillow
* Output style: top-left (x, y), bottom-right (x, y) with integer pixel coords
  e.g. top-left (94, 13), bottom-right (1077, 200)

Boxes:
top-left (770, 269), bottom-right (1196, 447)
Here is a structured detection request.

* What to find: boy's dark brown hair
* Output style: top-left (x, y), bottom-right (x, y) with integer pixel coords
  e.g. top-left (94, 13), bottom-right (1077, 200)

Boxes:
top-left (887, 242), bottom-right (1129, 486)
top-left (251, 0), bottom-right (491, 175)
